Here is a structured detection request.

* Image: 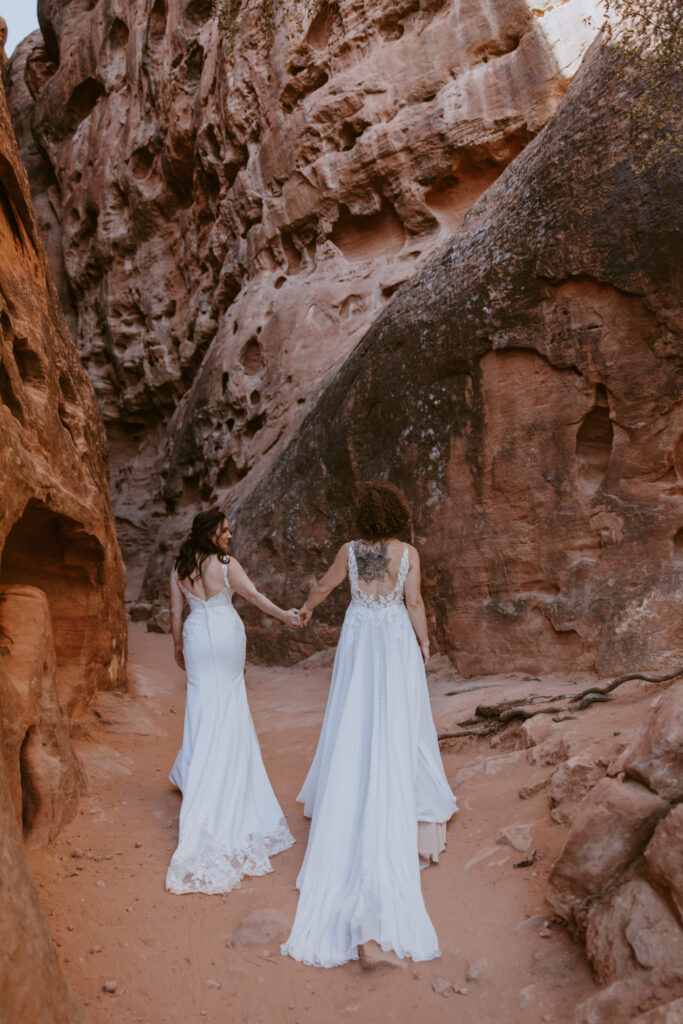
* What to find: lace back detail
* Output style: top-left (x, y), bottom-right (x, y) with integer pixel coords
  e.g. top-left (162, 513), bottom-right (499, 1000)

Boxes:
top-left (174, 562), bottom-right (232, 611)
top-left (348, 543), bottom-right (410, 610)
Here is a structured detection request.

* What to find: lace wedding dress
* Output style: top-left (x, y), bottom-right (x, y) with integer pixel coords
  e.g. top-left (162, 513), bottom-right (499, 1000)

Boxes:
top-left (166, 560), bottom-right (294, 894)
top-left (281, 543), bottom-right (457, 967)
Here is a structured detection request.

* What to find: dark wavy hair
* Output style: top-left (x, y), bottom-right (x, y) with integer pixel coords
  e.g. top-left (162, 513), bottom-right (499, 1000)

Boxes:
top-left (354, 481), bottom-right (412, 541)
top-left (175, 507), bottom-right (229, 582)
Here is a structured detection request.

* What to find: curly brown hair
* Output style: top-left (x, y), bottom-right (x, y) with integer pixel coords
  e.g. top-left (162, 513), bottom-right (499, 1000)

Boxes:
top-left (354, 481), bottom-right (412, 541)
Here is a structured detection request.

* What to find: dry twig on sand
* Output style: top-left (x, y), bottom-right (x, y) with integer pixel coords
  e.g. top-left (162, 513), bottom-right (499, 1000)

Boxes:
top-left (437, 665), bottom-right (683, 744)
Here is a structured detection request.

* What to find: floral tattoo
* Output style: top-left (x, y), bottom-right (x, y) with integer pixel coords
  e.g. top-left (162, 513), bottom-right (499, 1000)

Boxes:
top-left (354, 541), bottom-right (390, 583)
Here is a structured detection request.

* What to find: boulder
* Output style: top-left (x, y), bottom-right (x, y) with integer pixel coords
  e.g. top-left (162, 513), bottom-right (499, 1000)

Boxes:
top-left (547, 752), bottom-right (609, 825)
top-left (585, 879), bottom-right (683, 984)
top-left (630, 998), bottom-right (683, 1023)
top-left (644, 805), bottom-right (683, 924)
top-left (521, 716), bottom-right (555, 748)
top-left (573, 971), bottom-right (683, 1024)
top-left (547, 778), bottom-right (669, 927)
top-left (622, 687), bottom-right (683, 802)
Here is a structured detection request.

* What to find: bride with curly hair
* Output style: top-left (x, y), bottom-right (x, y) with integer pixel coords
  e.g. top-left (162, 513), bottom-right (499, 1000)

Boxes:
top-left (282, 481), bottom-right (457, 967)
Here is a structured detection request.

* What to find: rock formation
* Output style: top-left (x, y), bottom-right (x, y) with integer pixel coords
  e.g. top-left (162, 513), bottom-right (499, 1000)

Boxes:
top-left (4, 0), bottom-right (602, 602)
top-left (0, 86), bottom-right (126, 722)
top-left (0, 585), bottom-right (86, 849)
top-left (208, 36), bottom-right (681, 676)
top-left (0, 708), bottom-right (90, 1024)
top-left (5, 5), bottom-right (681, 678)
top-left (0, 17), bottom-right (7, 70)
top-left (0, 66), bottom-right (124, 1023)
top-left (547, 684), bottom-right (683, 1023)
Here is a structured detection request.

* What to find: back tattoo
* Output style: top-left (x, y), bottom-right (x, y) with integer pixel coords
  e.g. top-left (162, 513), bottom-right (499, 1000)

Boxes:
top-left (354, 541), bottom-right (391, 584)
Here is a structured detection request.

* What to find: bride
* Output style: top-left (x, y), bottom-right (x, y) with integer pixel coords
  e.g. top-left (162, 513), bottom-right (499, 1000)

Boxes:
top-left (281, 482), bottom-right (457, 967)
top-left (166, 508), bottom-right (298, 895)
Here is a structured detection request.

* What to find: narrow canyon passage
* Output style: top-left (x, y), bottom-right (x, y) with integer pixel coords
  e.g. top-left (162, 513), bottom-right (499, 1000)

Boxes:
top-left (27, 624), bottom-right (612, 1024)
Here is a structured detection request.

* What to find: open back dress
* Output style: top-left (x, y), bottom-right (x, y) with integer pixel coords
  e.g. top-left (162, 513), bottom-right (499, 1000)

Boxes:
top-left (166, 558), bottom-right (294, 894)
top-left (281, 541), bottom-right (457, 966)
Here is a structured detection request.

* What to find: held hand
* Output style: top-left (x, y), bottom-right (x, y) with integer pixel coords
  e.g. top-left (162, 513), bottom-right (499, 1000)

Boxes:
top-left (174, 643), bottom-right (185, 670)
top-left (420, 639), bottom-right (430, 666)
top-left (298, 606), bottom-right (313, 626)
top-left (282, 608), bottom-right (302, 628)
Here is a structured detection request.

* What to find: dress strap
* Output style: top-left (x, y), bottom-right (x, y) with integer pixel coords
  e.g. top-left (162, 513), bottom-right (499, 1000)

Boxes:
top-left (174, 568), bottom-right (193, 600)
top-left (395, 545), bottom-right (410, 597)
top-left (221, 557), bottom-right (230, 587)
top-left (347, 542), bottom-right (359, 598)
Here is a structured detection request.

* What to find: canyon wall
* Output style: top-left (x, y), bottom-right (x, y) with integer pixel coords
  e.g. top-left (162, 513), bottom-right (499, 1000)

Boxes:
top-left (5, 0), bottom-right (601, 601)
top-left (221, 39), bottom-right (682, 676)
top-left (0, 67), bottom-right (124, 1022)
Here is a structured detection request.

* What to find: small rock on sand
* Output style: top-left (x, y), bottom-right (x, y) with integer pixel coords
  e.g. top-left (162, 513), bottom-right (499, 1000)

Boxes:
top-left (497, 825), bottom-right (533, 853)
top-left (466, 958), bottom-right (487, 981)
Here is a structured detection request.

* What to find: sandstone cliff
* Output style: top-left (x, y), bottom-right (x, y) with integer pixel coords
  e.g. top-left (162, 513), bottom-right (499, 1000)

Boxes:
top-left (221, 38), bottom-right (683, 675)
top-left (0, 68), bottom-right (124, 1023)
top-left (4, 0), bottom-right (601, 600)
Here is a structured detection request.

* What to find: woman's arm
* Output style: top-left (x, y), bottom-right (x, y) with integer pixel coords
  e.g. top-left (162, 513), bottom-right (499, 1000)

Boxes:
top-left (169, 570), bottom-right (185, 669)
top-left (227, 558), bottom-right (300, 626)
top-left (404, 547), bottom-right (430, 665)
top-left (299, 544), bottom-right (349, 622)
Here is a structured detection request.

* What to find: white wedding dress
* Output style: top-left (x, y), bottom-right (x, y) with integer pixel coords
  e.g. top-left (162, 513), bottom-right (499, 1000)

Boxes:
top-left (281, 543), bottom-right (457, 967)
top-left (166, 560), bottom-right (294, 894)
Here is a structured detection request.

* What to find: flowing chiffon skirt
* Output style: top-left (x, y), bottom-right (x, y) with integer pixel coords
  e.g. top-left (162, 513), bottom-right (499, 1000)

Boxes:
top-left (281, 596), bottom-right (457, 967)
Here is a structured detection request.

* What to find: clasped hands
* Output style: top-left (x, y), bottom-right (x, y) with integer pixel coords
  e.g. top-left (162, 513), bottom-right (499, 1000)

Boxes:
top-left (283, 606), bottom-right (313, 628)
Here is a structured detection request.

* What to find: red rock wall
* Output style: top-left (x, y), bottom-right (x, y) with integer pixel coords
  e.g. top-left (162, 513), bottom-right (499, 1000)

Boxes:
top-left (0, 65), bottom-right (123, 1024)
top-left (0, 83), bottom-right (126, 722)
top-left (4, 0), bottom-right (601, 600)
top-left (0, 701), bottom-right (90, 1024)
top-left (216, 40), bottom-right (683, 677)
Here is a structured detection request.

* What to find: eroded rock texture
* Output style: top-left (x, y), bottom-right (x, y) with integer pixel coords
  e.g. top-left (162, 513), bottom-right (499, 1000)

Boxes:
top-left (4, 0), bottom-right (601, 598)
top-left (0, 84), bottom-right (126, 722)
top-left (0, 586), bottom-right (86, 849)
top-left (208, 38), bottom-right (680, 675)
top-left (548, 684), bottom-right (683, 1023)
top-left (0, 705), bottom-right (90, 1024)
top-left (0, 70), bottom-right (122, 1024)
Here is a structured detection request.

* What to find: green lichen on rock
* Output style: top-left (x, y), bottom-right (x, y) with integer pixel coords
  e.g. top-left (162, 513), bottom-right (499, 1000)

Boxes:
top-left (213, 0), bottom-right (324, 47)
top-left (602, 0), bottom-right (682, 173)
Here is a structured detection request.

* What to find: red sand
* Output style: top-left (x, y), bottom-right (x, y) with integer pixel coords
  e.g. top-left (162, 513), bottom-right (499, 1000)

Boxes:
top-left (30, 622), bottom-right (662, 1023)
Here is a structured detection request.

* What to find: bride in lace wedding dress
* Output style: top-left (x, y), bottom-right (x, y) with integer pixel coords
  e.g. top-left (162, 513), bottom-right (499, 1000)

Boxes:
top-left (282, 482), bottom-right (457, 967)
top-left (166, 508), bottom-right (297, 895)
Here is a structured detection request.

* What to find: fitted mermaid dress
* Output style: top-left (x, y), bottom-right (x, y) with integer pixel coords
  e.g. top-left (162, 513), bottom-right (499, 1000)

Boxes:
top-left (166, 561), bottom-right (294, 894)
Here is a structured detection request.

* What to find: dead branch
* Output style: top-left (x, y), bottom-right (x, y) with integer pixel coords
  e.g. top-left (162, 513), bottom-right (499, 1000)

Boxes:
top-left (569, 665), bottom-right (683, 703)
top-left (438, 664), bottom-right (683, 744)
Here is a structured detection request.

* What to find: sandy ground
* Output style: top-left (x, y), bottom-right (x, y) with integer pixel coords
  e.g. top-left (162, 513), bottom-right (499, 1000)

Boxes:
top-left (28, 622), bottom-right (660, 1024)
